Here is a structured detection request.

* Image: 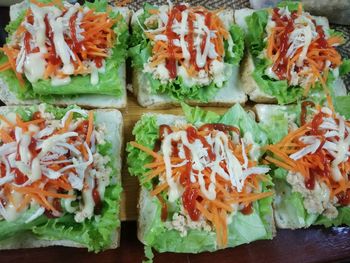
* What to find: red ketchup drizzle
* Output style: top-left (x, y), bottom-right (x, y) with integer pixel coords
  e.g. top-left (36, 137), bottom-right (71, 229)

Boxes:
top-left (337, 189), bottom-right (350, 206)
top-left (304, 173), bottom-right (316, 190)
top-left (24, 31), bottom-right (32, 54)
top-left (0, 163), bottom-right (5, 178)
top-left (241, 203), bottom-right (253, 215)
top-left (159, 124), bottom-right (173, 140)
top-left (315, 25), bottom-right (328, 49)
top-left (310, 112), bottom-right (325, 135)
top-left (180, 145), bottom-right (192, 186)
top-left (186, 126), bottom-right (215, 160)
top-left (188, 13), bottom-right (195, 66)
top-left (182, 187), bottom-right (200, 221)
top-left (44, 15), bottom-right (61, 65)
top-left (165, 6), bottom-right (184, 78)
top-left (200, 12), bottom-right (211, 55)
top-left (198, 123), bottom-right (240, 135)
top-left (157, 194), bottom-right (168, 221)
top-left (45, 198), bottom-right (62, 218)
top-left (28, 137), bottom-right (39, 159)
top-left (14, 168), bottom-right (28, 185)
top-left (271, 9), bottom-right (295, 79)
top-left (93, 186), bottom-right (102, 214)
top-left (69, 12), bottom-right (82, 53)
top-left (300, 101), bottom-right (315, 126)
top-left (75, 120), bottom-right (89, 141)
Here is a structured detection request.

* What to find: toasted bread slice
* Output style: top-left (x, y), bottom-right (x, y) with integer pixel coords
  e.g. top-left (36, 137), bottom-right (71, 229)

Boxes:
top-left (130, 8), bottom-right (247, 109)
top-left (0, 106), bottom-right (123, 250)
top-left (135, 112), bottom-right (276, 252)
top-left (235, 8), bottom-right (346, 103)
top-left (0, 3), bottom-right (130, 109)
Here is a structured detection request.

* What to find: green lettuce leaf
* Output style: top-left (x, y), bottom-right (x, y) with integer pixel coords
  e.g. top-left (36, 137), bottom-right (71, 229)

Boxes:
top-left (129, 41), bottom-right (152, 69)
top-left (273, 178), bottom-right (317, 228)
top-left (32, 184), bottom-right (121, 252)
top-left (146, 71), bottom-right (222, 102)
top-left (5, 10), bottom-right (26, 42)
top-left (257, 104), bottom-right (301, 144)
top-left (277, 1), bottom-right (302, 11)
top-left (315, 207), bottom-right (350, 227)
top-left (143, 246), bottom-right (155, 263)
top-left (252, 58), bottom-right (305, 104)
top-left (0, 206), bottom-right (47, 241)
top-left (141, 190), bottom-right (273, 253)
top-left (219, 104), bottom-right (268, 146)
top-left (127, 115), bottom-right (159, 190)
top-left (334, 96), bottom-right (350, 119)
top-left (84, 0), bottom-right (108, 12)
top-left (245, 10), bottom-right (268, 56)
top-left (0, 54), bottom-right (34, 100)
top-left (181, 103), bottom-right (221, 125)
top-left (225, 24), bottom-right (245, 65)
top-left (339, 59), bottom-right (350, 76)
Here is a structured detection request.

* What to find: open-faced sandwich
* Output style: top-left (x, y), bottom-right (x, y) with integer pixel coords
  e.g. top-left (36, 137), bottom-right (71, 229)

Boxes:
top-left (0, 104), bottom-right (123, 251)
top-left (129, 2), bottom-right (246, 108)
top-left (0, 0), bottom-right (130, 108)
top-left (127, 104), bottom-right (275, 253)
top-left (235, 1), bottom-right (350, 104)
top-left (256, 100), bottom-right (350, 229)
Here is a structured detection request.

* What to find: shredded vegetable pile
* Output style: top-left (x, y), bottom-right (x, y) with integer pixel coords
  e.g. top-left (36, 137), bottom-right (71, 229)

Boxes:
top-left (0, 107), bottom-right (107, 223)
top-left (0, 0), bottom-right (119, 86)
top-left (265, 103), bottom-right (350, 206)
top-left (141, 4), bottom-right (231, 83)
top-left (131, 123), bottom-right (272, 247)
top-left (266, 3), bottom-right (343, 94)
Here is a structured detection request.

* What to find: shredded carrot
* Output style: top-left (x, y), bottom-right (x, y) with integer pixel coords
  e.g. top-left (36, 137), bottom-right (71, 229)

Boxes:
top-left (86, 111), bottom-right (94, 145)
top-left (14, 186), bottom-right (75, 199)
top-left (0, 115), bottom-right (14, 128)
top-left (0, 129), bottom-right (14, 143)
top-left (150, 183), bottom-right (168, 196)
top-left (129, 141), bottom-right (162, 160)
top-left (16, 194), bottom-right (31, 212)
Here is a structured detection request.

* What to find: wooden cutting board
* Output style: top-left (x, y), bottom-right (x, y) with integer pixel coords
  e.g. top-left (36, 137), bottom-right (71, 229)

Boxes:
top-left (119, 94), bottom-right (231, 220)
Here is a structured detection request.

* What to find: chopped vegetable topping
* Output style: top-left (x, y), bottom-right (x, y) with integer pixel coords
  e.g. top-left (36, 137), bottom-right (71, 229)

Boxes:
top-left (265, 3), bottom-right (343, 94)
top-left (0, 106), bottom-right (110, 223)
top-left (0, 1), bottom-right (119, 86)
top-left (131, 123), bottom-right (272, 247)
top-left (265, 102), bottom-right (350, 210)
top-left (140, 4), bottom-right (232, 87)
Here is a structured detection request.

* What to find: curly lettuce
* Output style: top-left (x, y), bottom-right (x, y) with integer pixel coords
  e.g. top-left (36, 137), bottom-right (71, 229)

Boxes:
top-left (126, 114), bottom-right (159, 190)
